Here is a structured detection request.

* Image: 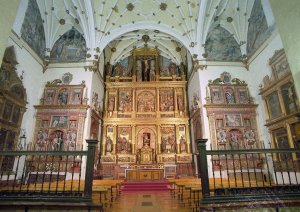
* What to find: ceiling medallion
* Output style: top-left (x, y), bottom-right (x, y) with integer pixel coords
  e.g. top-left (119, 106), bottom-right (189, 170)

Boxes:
top-left (142, 35), bottom-right (150, 43)
top-left (160, 3), bottom-right (167, 11)
top-left (176, 47), bottom-right (181, 52)
top-left (111, 47), bottom-right (116, 52)
top-left (154, 30), bottom-right (160, 33)
top-left (202, 53), bottom-right (208, 58)
top-left (227, 17), bottom-right (233, 23)
top-left (74, 18), bottom-right (79, 24)
top-left (127, 3), bottom-right (134, 11)
top-left (59, 19), bottom-right (65, 25)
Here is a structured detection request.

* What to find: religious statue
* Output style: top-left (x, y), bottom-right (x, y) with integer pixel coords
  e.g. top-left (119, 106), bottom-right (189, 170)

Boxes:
top-left (179, 62), bottom-right (185, 76)
top-left (136, 60), bottom-right (142, 81)
top-left (114, 63), bottom-right (122, 76)
top-left (108, 96), bottom-right (115, 111)
top-left (106, 136), bottom-right (113, 153)
top-left (142, 59), bottom-right (150, 81)
top-left (225, 89), bottom-right (235, 104)
top-left (105, 62), bottom-right (112, 76)
top-left (169, 63), bottom-right (177, 75)
top-left (180, 136), bottom-right (187, 153)
top-left (150, 60), bottom-right (156, 81)
top-left (58, 88), bottom-right (68, 104)
top-left (36, 130), bottom-right (47, 151)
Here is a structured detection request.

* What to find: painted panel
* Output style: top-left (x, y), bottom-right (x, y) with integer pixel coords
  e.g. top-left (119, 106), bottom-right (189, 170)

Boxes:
top-left (247, 0), bottom-right (271, 56)
top-left (205, 26), bottom-right (242, 62)
top-left (21, 0), bottom-right (45, 58)
top-left (50, 29), bottom-right (86, 62)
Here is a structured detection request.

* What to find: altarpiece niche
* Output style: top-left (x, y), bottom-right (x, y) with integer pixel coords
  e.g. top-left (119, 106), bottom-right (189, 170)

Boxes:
top-left (101, 47), bottom-right (192, 179)
top-left (205, 72), bottom-right (262, 176)
top-left (29, 73), bottom-right (88, 174)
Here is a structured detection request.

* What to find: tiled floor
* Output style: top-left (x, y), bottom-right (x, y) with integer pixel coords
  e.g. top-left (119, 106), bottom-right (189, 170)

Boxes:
top-left (109, 191), bottom-right (190, 212)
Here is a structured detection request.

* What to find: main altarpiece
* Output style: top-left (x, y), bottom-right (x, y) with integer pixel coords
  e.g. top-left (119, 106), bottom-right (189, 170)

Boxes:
top-left (100, 47), bottom-right (193, 179)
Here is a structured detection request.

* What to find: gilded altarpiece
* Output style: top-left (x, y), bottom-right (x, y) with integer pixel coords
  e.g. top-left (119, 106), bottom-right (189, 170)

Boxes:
top-left (30, 76), bottom-right (88, 173)
top-left (0, 47), bottom-right (27, 171)
top-left (259, 49), bottom-right (300, 171)
top-left (205, 72), bottom-right (261, 176)
top-left (101, 47), bottom-right (192, 179)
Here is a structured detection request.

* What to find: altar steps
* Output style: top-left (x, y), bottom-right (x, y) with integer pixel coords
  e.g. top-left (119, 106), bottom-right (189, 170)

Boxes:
top-left (121, 181), bottom-right (171, 192)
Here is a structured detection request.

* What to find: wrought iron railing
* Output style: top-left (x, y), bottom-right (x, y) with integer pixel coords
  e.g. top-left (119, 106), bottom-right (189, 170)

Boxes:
top-left (197, 139), bottom-right (300, 204)
top-left (0, 139), bottom-right (98, 202)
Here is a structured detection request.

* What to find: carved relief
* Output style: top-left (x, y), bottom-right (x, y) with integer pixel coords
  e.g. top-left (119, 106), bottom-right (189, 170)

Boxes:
top-left (118, 90), bottom-right (132, 112)
top-left (161, 126), bottom-right (176, 153)
top-left (137, 91), bottom-right (155, 112)
top-left (159, 90), bottom-right (174, 111)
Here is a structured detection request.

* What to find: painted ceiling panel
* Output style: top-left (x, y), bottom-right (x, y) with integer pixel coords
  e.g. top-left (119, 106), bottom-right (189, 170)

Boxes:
top-left (17, 0), bottom-right (273, 64)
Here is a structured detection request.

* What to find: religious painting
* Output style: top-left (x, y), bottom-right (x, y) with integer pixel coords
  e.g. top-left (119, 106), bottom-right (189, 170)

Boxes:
top-left (50, 115), bottom-right (68, 128)
top-left (244, 129), bottom-right (256, 145)
top-left (266, 92), bottom-right (282, 119)
top-left (57, 88), bottom-right (70, 105)
top-left (159, 90), bottom-right (174, 111)
top-left (227, 129), bottom-right (243, 149)
top-left (118, 57), bottom-right (132, 77)
top-left (161, 126), bottom-right (176, 153)
top-left (50, 29), bottom-right (86, 63)
top-left (211, 87), bottom-right (223, 104)
top-left (118, 90), bottom-right (132, 112)
top-left (12, 106), bottom-right (20, 124)
top-left (281, 83), bottom-right (298, 115)
top-left (69, 120), bottom-right (77, 129)
top-left (137, 91), bottom-right (155, 112)
top-left (160, 56), bottom-right (172, 77)
top-left (225, 114), bottom-right (242, 127)
top-left (66, 130), bottom-right (77, 151)
top-left (44, 89), bottom-right (55, 104)
top-left (2, 101), bottom-right (13, 120)
top-left (48, 130), bottom-right (65, 151)
top-left (274, 59), bottom-right (289, 79)
top-left (40, 120), bottom-right (49, 128)
top-left (70, 88), bottom-right (82, 104)
top-left (224, 87), bottom-right (235, 104)
top-left (237, 88), bottom-right (249, 104)
top-left (117, 127), bottom-right (131, 154)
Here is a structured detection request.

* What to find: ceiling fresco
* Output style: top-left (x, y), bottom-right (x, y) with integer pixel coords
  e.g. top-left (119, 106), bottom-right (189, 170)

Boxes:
top-left (18, 0), bottom-right (274, 66)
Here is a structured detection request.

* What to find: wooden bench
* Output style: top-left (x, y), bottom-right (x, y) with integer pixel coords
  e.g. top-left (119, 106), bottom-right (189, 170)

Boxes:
top-left (0, 201), bottom-right (104, 212)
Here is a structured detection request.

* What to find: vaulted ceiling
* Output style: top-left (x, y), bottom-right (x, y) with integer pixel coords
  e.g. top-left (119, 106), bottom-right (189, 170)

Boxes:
top-left (20, 0), bottom-right (272, 66)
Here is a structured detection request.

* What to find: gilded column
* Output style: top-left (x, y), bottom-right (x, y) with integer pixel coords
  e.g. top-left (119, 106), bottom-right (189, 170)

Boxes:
top-left (113, 125), bottom-right (117, 154)
top-left (102, 125), bottom-right (107, 156)
top-left (132, 88), bottom-right (136, 117)
top-left (286, 123), bottom-right (297, 160)
top-left (174, 88), bottom-right (178, 114)
top-left (156, 88), bottom-right (160, 116)
top-left (175, 125), bottom-right (180, 154)
top-left (131, 125), bottom-right (136, 154)
top-left (186, 123), bottom-right (191, 154)
top-left (277, 89), bottom-right (286, 115)
top-left (157, 125), bottom-right (161, 153)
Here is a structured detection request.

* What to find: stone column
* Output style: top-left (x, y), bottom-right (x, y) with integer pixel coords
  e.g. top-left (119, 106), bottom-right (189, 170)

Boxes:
top-left (269, 0), bottom-right (300, 103)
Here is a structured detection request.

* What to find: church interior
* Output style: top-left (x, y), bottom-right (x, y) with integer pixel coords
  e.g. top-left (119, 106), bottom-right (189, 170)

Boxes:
top-left (0, 0), bottom-right (300, 211)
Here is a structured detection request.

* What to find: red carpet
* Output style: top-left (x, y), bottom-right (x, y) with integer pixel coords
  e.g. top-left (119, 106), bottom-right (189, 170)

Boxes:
top-left (121, 181), bottom-right (171, 192)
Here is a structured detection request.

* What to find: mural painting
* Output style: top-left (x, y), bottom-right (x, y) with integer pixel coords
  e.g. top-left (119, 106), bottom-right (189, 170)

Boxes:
top-left (50, 29), bottom-right (87, 62)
